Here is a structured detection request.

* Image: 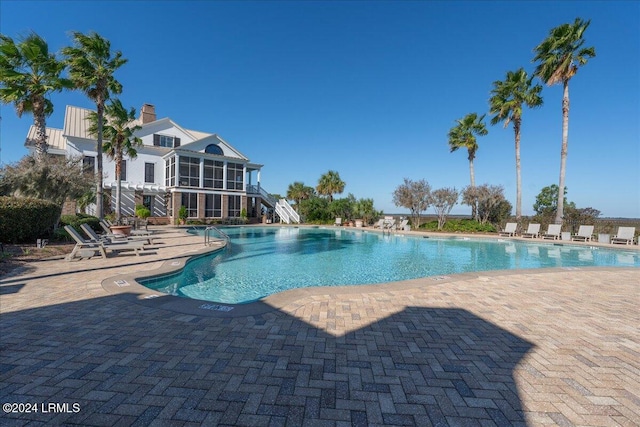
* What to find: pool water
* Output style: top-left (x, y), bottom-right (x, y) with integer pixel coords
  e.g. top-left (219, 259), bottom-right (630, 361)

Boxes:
top-left (140, 227), bottom-right (639, 304)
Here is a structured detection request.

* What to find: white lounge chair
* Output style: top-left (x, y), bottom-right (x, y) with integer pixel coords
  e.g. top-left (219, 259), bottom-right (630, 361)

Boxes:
top-left (572, 225), bottom-right (594, 242)
top-left (65, 225), bottom-right (145, 260)
top-left (611, 227), bottom-right (636, 245)
top-left (542, 224), bottom-right (562, 240)
top-left (396, 219), bottom-right (409, 231)
top-left (334, 217), bottom-right (342, 226)
top-left (499, 222), bottom-right (517, 237)
top-left (521, 223), bottom-right (541, 238)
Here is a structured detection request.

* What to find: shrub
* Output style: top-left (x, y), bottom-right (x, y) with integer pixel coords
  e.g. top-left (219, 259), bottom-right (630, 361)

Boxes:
top-left (419, 219), bottom-right (497, 233)
top-left (0, 196), bottom-right (61, 243)
top-left (59, 213), bottom-right (102, 235)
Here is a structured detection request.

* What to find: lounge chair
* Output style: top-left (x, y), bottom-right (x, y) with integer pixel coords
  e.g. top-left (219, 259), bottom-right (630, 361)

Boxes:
top-left (64, 225), bottom-right (145, 260)
top-left (571, 225), bottom-right (594, 242)
top-left (611, 227), bottom-right (636, 245)
top-left (383, 217), bottom-right (396, 231)
top-left (396, 219), bottom-right (409, 231)
top-left (372, 219), bottom-right (385, 229)
top-left (334, 217), bottom-right (342, 226)
top-left (521, 223), bottom-right (541, 238)
top-left (542, 224), bottom-right (562, 240)
top-left (82, 223), bottom-right (154, 245)
top-left (499, 222), bottom-right (517, 237)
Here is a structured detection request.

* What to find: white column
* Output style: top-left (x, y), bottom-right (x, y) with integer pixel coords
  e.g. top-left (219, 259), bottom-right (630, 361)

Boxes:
top-left (222, 161), bottom-right (227, 190)
top-left (243, 164), bottom-right (247, 192)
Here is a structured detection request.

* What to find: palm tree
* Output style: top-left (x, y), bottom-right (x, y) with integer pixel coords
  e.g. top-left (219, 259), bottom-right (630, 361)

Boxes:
top-left (0, 32), bottom-right (70, 162)
top-left (63, 31), bottom-right (127, 219)
top-left (286, 181), bottom-right (315, 211)
top-left (316, 170), bottom-right (345, 203)
top-left (533, 18), bottom-right (595, 224)
top-left (88, 99), bottom-right (141, 224)
top-left (447, 113), bottom-right (488, 220)
top-left (489, 68), bottom-right (543, 222)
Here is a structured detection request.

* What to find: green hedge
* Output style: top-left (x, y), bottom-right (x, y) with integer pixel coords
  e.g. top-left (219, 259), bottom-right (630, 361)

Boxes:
top-left (0, 196), bottom-right (61, 243)
top-left (59, 213), bottom-right (102, 234)
top-left (419, 219), bottom-right (497, 233)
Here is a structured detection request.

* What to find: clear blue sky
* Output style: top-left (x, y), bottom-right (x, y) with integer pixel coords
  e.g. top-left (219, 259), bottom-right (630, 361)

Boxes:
top-left (1, 1), bottom-right (638, 218)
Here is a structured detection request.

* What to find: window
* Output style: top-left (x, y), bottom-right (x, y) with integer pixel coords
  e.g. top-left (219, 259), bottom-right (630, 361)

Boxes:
top-left (226, 162), bottom-right (244, 190)
top-left (181, 193), bottom-right (198, 218)
top-left (82, 156), bottom-right (95, 173)
top-left (178, 156), bottom-right (199, 187)
top-left (203, 160), bottom-right (224, 189)
top-left (205, 144), bottom-right (224, 155)
top-left (165, 157), bottom-right (175, 187)
top-left (145, 163), bottom-right (155, 183)
top-left (119, 160), bottom-right (127, 181)
top-left (153, 134), bottom-right (181, 148)
top-left (228, 195), bottom-right (241, 217)
top-left (205, 194), bottom-right (222, 218)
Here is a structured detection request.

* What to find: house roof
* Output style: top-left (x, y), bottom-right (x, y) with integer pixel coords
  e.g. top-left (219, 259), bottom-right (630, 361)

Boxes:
top-left (63, 105), bottom-right (94, 139)
top-left (26, 126), bottom-right (66, 151)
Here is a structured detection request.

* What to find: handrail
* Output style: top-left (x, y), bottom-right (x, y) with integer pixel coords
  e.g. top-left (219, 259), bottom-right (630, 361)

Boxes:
top-left (275, 202), bottom-right (290, 224)
top-left (205, 225), bottom-right (230, 246)
top-left (278, 198), bottom-right (300, 223)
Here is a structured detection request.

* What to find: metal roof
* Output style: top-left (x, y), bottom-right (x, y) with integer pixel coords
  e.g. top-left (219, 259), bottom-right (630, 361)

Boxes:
top-left (26, 126), bottom-right (66, 150)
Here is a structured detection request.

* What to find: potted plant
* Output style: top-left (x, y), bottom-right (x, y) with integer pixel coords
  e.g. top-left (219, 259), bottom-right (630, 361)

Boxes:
top-left (240, 208), bottom-right (248, 223)
top-left (178, 205), bottom-right (188, 225)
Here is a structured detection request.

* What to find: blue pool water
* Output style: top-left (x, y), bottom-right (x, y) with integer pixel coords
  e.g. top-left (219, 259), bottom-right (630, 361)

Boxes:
top-left (140, 226), bottom-right (640, 304)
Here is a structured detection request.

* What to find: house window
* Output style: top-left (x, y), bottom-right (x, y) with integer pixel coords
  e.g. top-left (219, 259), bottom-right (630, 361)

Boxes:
top-left (228, 195), bottom-right (241, 217)
top-left (145, 163), bottom-right (155, 183)
top-left (226, 162), bottom-right (244, 190)
top-left (205, 144), bottom-right (223, 155)
top-left (203, 160), bottom-right (224, 189)
top-left (153, 134), bottom-right (181, 148)
top-left (119, 160), bottom-right (127, 181)
top-left (82, 156), bottom-right (95, 173)
top-left (181, 193), bottom-right (198, 218)
top-left (205, 194), bottom-right (222, 218)
top-left (178, 156), bottom-right (200, 187)
top-left (165, 157), bottom-right (175, 187)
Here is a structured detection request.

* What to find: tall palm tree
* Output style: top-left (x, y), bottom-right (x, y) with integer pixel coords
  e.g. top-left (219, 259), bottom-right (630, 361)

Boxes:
top-left (533, 18), bottom-right (595, 224)
top-left (88, 99), bottom-right (141, 224)
top-left (63, 31), bottom-right (127, 219)
top-left (0, 32), bottom-right (70, 162)
top-left (316, 170), bottom-right (345, 203)
top-left (286, 181), bottom-right (315, 211)
top-left (489, 68), bottom-right (543, 222)
top-left (447, 113), bottom-right (488, 220)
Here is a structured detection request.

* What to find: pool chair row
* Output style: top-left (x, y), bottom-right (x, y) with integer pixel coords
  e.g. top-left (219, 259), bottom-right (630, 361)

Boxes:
top-left (499, 223), bottom-right (636, 244)
top-left (64, 225), bottom-right (153, 261)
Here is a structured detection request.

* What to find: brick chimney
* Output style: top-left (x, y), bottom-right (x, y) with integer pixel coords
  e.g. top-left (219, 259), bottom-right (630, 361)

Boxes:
top-left (140, 104), bottom-right (156, 124)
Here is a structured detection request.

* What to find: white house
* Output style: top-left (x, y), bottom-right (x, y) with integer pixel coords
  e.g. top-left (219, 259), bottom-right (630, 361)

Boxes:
top-left (25, 104), bottom-right (298, 223)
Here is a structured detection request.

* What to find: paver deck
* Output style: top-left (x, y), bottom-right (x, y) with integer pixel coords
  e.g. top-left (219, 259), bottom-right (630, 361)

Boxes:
top-left (1, 226), bottom-right (638, 426)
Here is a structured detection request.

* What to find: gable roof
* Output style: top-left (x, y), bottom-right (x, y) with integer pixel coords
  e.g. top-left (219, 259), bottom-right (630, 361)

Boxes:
top-left (26, 126), bottom-right (66, 151)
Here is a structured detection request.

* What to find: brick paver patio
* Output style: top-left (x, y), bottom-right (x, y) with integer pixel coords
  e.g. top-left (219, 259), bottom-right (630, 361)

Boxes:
top-left (1, 227), bottom-right (638, 426)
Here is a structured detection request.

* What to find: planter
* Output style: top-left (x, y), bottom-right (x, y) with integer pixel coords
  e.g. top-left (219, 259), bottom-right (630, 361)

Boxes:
top-left (561, 232), bottom-right (571, 241)
top-left (598, 234), bottom-right (610, 244)
top-left (110, 225), bottom-right (132, 237)
top-left (355, 220), bottom-right (363, 228)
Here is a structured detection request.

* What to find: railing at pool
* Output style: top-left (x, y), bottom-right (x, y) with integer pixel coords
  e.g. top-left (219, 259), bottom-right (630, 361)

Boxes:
top-left (204, 226), bottom-right (230, 246)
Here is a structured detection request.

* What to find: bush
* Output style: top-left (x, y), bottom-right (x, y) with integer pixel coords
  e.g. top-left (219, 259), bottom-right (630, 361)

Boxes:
top-left (59, 213), bottom-right (102, 235)
top-left (419, 219), bottom-right (497, 233)
top-left (0, 196), bottom-right (61, 243)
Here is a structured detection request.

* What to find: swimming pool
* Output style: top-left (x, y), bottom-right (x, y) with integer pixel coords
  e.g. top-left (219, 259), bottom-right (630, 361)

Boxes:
top-left (139, 226), bottom-right (639, 304)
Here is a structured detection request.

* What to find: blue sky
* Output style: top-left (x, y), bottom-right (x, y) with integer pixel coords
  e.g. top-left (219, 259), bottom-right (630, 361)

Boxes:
top-left (1, 1), bottom-right (638, 218)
